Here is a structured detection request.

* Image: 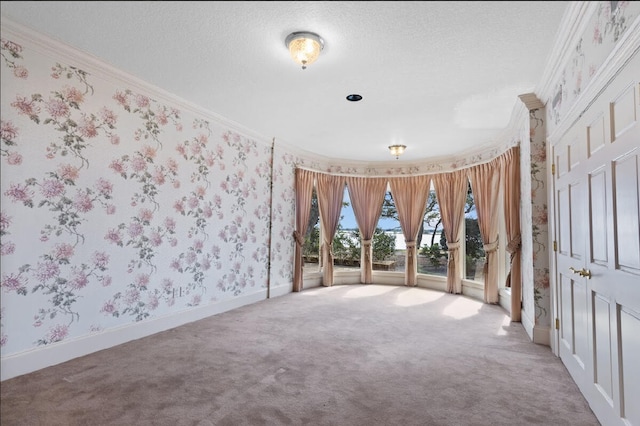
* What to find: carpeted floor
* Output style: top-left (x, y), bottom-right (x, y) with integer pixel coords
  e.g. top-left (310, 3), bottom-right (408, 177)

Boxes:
top-left (0, 285), bottom-right (600, 426)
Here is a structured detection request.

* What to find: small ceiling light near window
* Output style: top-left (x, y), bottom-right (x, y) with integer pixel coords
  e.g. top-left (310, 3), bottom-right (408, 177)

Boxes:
top-left (388, 144), bottom-right (406, 159)
top-left (346, 94), bottom-right (362, 102)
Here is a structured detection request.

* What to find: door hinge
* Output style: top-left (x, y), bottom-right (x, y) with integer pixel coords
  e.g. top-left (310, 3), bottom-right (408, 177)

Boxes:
top-left (555, 318), bottom-right (560, 330)
top-left (551, 163), bottom-right (555, 176)
top-left (553, 241), bottom-right (557, 252)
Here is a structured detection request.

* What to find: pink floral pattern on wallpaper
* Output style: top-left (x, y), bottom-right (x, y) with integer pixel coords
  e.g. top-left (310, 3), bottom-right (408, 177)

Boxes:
top-left (268, 152), bottom-right (297, 283)
top-left (177, 119), bottom-right (224, 187)
top-left (1, 38), bottom-right (29, 79)
top-left (113, 89), bottom-right (181, 147)
top-left (594, 1), bottom-right (633, 43)
top-left (0, 210), bottom-right (15, 258)
top-left (529, 110), bottom-right (549, 325)
top-left (550, 1), bottom-right (639, 127)
top-left (1, 48), bottom-right (123, 342)
top-left (1, 119), bottom-right (22, 165)
top-left (0, 35), bottom-right (275, 353)
top-left (9, 63), bottom-right (118, 170)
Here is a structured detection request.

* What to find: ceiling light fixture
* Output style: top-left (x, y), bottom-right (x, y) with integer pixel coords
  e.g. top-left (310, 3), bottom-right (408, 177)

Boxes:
top-left (388, 144), bottom-right (406, 159)
top-left (285, 31), bottom-right (324, 70)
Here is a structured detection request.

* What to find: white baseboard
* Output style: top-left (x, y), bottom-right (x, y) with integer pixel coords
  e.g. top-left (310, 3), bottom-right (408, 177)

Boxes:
top-left (1, 289), bottom-right (267, 381)
top-left (522, 309), bottom-right (535, 342)
top-left (533, 325), bottom-right (551, 346)
top-left (519, 310), bottom-right (550, 346)
top-left (499, 288), bottom-right (511, 314)
top-left (269, 284), bottom-right (292, 298)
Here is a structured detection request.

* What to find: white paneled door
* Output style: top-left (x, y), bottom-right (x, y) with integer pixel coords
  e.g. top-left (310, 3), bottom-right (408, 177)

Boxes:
top-left (552, 52), bottom-right (639, 426)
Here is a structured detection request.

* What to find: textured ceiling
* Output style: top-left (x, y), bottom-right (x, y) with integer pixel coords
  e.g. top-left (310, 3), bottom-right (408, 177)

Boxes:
top-left (0, 1), bottom-right (570, 163)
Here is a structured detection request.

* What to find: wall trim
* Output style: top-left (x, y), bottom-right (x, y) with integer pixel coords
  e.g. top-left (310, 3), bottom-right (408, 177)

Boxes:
top-left (0, 16), bottom-right (273, 149)
top-left (0, 289), bottom-right (267, 382)
top-left (521, 309), bottom-right (535, 342)
top-left (499, 288), bottom-right (512, 315)
top-left (538, 1), bottom-right (598, 101)
top-left (533, 325), bottom-right (551, 346)
top-left (1, 15), bottom-right (523, 174)
top-left (269, 284), bottom-right (293, 298)
top-left (547, 15), bottom-right (640, 146)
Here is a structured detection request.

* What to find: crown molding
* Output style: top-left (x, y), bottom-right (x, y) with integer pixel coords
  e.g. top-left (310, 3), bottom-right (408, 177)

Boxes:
top-left (547, 14), bottom-right (640, 146)
top-left (0, 15), bottom-right (524, 174)
top-left (0, 16), bottom-right (273, 149)
top-left (537, 1), bottom-right (597, 104)
top-left (518, 93), bottom-right (545, 111)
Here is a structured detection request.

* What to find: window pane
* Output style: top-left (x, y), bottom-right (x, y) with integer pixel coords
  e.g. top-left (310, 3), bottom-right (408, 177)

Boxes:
top-left (303, 187), bottom-right (320, 274)
top-left (465, 185), bottom-right (485, 281)
top-left (377, 190), bottom-right (400, 271)
top-left (419, 187), bottom-right (447, 277)
top-left (333, 185), bottom-right (360, 270)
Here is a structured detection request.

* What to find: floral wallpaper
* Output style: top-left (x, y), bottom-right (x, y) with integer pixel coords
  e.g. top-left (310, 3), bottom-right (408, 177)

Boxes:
top-left (0, 22), bottom-right (524, 365)
top-left (529, 109), bottom-right (550, 327)
top-left (2, 1), bottom-right (633, 366)
top-left (549, 1), bottom-right (639, 130)
top-left (0, 32), bottom-right (282, 356)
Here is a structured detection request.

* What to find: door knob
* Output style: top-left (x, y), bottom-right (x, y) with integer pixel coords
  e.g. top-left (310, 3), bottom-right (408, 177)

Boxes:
top-left (578, 268), bottom-right (591, 279)
top-left (569, 267), bottom-right (591, 279)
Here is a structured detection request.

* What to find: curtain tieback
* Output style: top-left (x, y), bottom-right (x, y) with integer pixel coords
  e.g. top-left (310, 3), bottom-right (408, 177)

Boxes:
top-left (483, 239), bottom-right (499, 254)
top-left (447, 241), bottom-right (461, 251)
top-left (323, 239), bottom-right (334, 258)
top-left (362, 239), bottom-right (372, 263)
top-left (506, 235), bottom-right (521, 254)
top-left (446, 241), bottom-right (460, 263)
top-left (447, 241), bottom-right (460, 264)
top-left (405, 240), bottom-right (416, 258)
top-left (293, 230), bottom-right (304, 246)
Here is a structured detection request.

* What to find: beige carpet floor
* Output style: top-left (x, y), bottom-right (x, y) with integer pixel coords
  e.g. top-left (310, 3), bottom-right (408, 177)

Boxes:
top-left (0, 284), bottom-right (599, 426)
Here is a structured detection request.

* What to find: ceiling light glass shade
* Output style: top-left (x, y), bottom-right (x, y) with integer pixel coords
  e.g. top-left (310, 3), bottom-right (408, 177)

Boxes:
top-left (285, 32), bottom-right (324, 70)
top-left (389, 144), bottom-right (406, 159)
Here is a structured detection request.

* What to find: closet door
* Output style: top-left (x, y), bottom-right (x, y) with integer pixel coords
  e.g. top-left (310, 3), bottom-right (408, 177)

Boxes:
top-left (552, 54), bottom-right (640, 426)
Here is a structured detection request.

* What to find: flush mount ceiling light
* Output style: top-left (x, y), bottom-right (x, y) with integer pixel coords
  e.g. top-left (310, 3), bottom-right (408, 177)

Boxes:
top-left (285, 31), bottom-right (324, 70)
top-left (388, 144), bottom-right (407, 159)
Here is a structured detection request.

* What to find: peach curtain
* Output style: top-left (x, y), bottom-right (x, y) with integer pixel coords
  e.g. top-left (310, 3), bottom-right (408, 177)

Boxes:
top-left (316, 173), bottom-right (345, 287)
top-left (433, 170), bottom-right (468, 294)
top-left (389, 175), bottom-right (431, 286)
top-left (502, 147), bottom-right (522, 320)
top-left (469, 158), bottom-right (502, 304)
top-left (346, 177), bottom-right (389, 284)
top-left (293, 168), bottom-right (316, 292)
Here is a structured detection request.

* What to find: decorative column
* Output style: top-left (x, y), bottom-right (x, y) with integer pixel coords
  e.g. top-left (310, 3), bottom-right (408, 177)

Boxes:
top-left (518, 93), bottom-right (551, 344)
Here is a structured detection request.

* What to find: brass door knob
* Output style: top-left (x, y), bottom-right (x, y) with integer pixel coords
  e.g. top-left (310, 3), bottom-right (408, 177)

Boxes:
top-left (569, 267), bottom-right (591, 279)
top-left (578, 268), bottom-right (591, 279)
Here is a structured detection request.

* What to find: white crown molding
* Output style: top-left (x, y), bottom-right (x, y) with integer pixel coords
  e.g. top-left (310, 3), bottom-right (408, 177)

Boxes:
top-left (0, 15), bottom-right (528, 174)
top-left (537, 1), bottom-right (597, 103)
top-left (547, 14), bottom-right (640, 145)
top-left (518, 93), bottom-right (545, 111)
top-left (0, 16), bottom-right (274, 149)
top-left (281, 100), bottom-right (527, 177)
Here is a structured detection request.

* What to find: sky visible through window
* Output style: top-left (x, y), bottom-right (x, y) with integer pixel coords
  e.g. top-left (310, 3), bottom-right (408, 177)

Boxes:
top-left (340, 188), bottom-right (399, 231)
top-left (340, 186), bottom-right (477, 232)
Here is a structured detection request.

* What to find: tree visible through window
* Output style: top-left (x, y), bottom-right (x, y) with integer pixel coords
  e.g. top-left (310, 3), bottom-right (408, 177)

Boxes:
top-left (464, 187), bottom-right (485, 281)
top-left (419, 189), bottom-right (447, 276)
top-left (302, 179), bottom-right (488, 281)
top-left (303, 185), bottom-right (397, 273)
